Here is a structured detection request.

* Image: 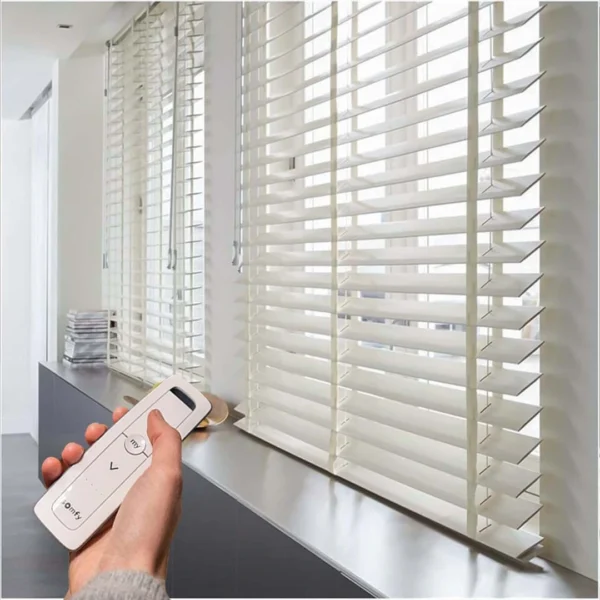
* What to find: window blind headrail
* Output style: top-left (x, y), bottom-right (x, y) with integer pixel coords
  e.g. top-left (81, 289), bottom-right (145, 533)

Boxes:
top-left (251, 309), bottom-right (542, 364)
top-left (242, 72), bottom-right (544, 152)
top-left (245, 208), bottom-right (542, 246)
top-left (246, 174), bottom-right (543, 221)
top-left (243, 107), bottom-right (543, 173)
top-left (245, 270), bottom-right (542, 299)
top-left (242, 39), bottom-right (542, 132)
top-left (244, 140), bottom-right (544, 198)
top-left (242, 8), bottom-right (541, 111)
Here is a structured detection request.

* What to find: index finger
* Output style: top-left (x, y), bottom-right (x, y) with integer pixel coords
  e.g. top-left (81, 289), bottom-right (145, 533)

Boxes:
top-left (84, 407), bottom-right (129, 446)
top-left (41, 407), bottom-right (129, 488)
top-left (113, 406), bottom-right (129, 423)
top-left (41, 456), bottom-right (63, 489)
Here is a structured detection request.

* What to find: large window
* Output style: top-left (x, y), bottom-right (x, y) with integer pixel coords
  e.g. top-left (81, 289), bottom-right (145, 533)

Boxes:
top-left (104, 2), bottom-right (205, 386)
top-left (239, 1), bottom-right (544, 559)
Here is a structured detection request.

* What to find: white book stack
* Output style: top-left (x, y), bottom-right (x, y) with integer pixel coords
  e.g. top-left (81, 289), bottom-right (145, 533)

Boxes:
top-left (63, 310), bottom-right (114, 366)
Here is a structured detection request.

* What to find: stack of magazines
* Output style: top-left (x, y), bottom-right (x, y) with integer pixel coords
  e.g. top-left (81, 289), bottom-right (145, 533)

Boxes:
top-left (63, 310), bottom-right (113, 366)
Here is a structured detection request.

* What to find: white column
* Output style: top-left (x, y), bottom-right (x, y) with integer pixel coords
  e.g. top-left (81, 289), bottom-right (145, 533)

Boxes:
top-left (52, 53), bottom-right (105, 359)
top-left (539, 2), bottom-right (598, 581)
top-left (0, 120), bottom-right (33, 434)
top-left (203, 2), bottom-right (245, 403)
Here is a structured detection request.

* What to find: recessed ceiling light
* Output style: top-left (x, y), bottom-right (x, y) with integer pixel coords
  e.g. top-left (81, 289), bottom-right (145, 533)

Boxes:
top-left (57, 24), bottom-right (73, 29)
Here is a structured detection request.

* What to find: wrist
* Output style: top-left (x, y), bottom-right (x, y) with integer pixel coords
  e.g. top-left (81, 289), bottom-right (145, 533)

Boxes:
top-left (98, 554), bottom-right (161, 579)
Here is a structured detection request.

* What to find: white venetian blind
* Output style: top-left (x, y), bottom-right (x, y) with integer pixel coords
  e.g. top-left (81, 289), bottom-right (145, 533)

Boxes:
top-left (238, 0), bottom-right (545, 559)
top-left (104, 2), bottom-right (205, 386)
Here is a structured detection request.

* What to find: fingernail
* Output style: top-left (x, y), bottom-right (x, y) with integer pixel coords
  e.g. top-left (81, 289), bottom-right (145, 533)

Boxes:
top-left (151, 409), bottom-right (164, 421)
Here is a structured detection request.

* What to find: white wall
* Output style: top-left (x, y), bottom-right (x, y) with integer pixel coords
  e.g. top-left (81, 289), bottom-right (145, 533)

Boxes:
top-left (1, 120), bottom-right (33, 434)
top-left (539, 2), bottom-right (598, 582)
top-left (29, 99), bottom-right (53, 443)
top-left (52, 53), bottom-right (104, 359)
top-left (1, 45), bottom-right (55, 120)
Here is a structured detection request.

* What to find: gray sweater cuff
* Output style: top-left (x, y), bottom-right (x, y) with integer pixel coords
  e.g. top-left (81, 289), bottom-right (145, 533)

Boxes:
top-left (71, 570), bottom-right (169, 600)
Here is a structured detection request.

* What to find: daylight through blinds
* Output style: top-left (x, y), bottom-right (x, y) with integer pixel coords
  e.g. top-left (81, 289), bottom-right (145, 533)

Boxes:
top-left (104, 2), bottom-right (205, 385)
top-left (238, 0), bottom-right (545, 559)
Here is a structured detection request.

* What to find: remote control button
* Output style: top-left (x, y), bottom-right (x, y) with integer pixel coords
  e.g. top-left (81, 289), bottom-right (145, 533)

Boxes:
top-left (122, 391), bottom-right (192, 456)
top-left (124, 434), bottom-right (146, 455)
top-left (53, 434), bottom-right (147, 530)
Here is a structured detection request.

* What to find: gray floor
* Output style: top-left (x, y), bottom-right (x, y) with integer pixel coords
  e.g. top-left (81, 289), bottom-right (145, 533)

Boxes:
top-left (2, 434), bottom-right (69, 598)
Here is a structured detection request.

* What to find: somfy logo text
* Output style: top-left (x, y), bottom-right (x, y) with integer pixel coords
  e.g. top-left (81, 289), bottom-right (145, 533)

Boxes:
top-left (61, 499), bottom-right (82, 520)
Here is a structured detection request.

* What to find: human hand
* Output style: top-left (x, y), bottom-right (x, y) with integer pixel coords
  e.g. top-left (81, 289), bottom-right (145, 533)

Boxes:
top-left (41, 408), bottom-right (183, 597)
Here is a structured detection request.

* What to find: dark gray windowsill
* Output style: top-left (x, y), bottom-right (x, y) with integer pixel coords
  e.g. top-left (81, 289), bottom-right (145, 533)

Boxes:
top-left (41, 362), bottom-right (597, 598)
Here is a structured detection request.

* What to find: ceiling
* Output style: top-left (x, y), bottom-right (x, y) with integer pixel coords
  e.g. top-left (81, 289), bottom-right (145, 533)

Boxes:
top-left (1, 2), bottom-right (141, 119)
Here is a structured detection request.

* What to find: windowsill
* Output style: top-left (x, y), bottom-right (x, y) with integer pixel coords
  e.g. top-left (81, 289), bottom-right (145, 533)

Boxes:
top-left (42, 362), bottom-right (597, 598)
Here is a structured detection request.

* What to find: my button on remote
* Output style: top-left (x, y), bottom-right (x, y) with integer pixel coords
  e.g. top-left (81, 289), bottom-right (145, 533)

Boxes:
top-left (124, 434), bottom-right (147, 456)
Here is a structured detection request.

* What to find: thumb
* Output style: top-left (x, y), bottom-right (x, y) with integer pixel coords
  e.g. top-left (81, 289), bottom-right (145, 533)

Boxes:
top-left (147, 409), bottom-right (182, 472)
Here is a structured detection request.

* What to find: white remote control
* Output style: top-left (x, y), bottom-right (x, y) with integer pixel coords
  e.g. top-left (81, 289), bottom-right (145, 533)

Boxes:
top-left (34, 375), bottom-right (212, 550)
